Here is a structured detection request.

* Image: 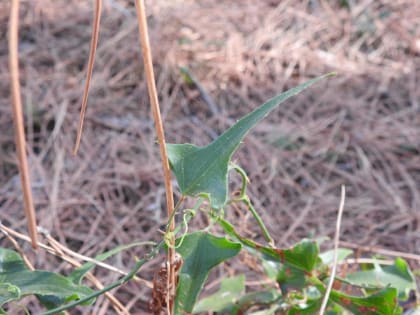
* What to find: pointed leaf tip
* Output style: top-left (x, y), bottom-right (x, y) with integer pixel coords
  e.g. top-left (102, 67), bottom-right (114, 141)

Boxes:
top-left (168, 74), bottom-right (333, 208)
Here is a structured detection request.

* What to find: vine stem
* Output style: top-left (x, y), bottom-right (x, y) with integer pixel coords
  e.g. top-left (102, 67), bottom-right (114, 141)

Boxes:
top-left (242, 197), bottom-right (275, 247)
top-left (230, 164), bottom-right (274, 247)
top-left (134, 1), bottom-right (176, 313)
top-left (9, 0), bottom-right (38, 249)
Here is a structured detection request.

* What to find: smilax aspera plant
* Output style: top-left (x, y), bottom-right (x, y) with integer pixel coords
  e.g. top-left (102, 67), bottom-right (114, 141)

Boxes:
top-left (2, 0), bottom-right (418, 314)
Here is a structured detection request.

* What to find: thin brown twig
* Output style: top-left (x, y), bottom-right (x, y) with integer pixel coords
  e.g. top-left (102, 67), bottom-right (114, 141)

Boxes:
top-left (9, 0), bottom-right (38, 249)
top-left (320, 185), bottom-right (345, 315)
top-left (73, 0), bottom-right (102, 155)
top-left (134, 1), bottom-right (176, 313)
top-left (42, 229), bottom-right (152, 286)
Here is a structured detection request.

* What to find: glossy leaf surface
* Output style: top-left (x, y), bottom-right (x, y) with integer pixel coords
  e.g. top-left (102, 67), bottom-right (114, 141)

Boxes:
top-left (218, 218), bottom-right (319, 272)
top-left (193, 275), bottom-right (245, 313)
top-left (175, 232), bottom-right (241, 313)
top-left (167, 74), bottom-right (333, 209)
top-left (330, 287), bottom-right (401, 315)
top-left (0, 248), bottom-right (93, 310)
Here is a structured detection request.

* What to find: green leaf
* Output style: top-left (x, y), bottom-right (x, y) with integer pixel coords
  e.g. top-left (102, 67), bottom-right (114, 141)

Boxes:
top-left (277, 264), bottom-right (307, 290)
top-left (0, 283), bottom-right (20, 305)
top-left (279, 239), bottom-right (320, 272)
top-left (0, 248), bottom-right (26, 273)
top-left (37, 242), bottom-right (162, 315)
top-left (175, 232), bottom-right (241, 313)
top-left (0, 248), bottom-right (94, 309)
top-left (262, 260), bottom-right (279, 280)
top-left (262, 256), bottom-right (308, 291)
top-left (6, 270), bottom-right (94, 302)
top-left (232, 290), bottom-right (281, 314)
top-left (287, 286), bottom-right (322, 314)
top-left (218, 217), bottom-right (319, 272)
top-left (37, 242), bottom-right (153, 311)
top-left (330, 287), bottom-right (401, 315)
top-left (346, 258), bottom-right (417, 301)
top-left (38, 255), bottom-right (151, 315)
top-left (192, 275), bottom-right (245, 313)
top-left (319, 248), bottom-right (353, 265)
top-left (167, 74), bottom-right (334, 209)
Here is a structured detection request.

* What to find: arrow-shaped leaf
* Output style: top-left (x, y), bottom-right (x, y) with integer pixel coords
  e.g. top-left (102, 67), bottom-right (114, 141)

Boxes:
top-left (175, 232), bottom-right (241, 313)
top-left (167, 74), bottom-right (334, 208)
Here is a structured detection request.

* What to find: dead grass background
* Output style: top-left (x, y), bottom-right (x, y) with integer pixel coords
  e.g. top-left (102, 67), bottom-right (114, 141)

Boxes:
top-left (0, 0), bottom-right (419, 313)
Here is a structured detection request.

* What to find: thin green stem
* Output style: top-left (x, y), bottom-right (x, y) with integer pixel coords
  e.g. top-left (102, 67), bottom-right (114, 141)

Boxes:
top-left (230, 163), bottom-right (249, 198)
top-left (242, 196), bottom-right (275, 247)
top-left (228, 164), bottom-right (274, 246)
top-left (165, 196), bottom-right (186, 231)
top-left (165, 198), bottom-right (201, 249)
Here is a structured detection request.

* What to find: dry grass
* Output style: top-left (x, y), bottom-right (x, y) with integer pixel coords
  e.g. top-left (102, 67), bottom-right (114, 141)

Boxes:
top-left (0, 0), bottom-right (419, 313)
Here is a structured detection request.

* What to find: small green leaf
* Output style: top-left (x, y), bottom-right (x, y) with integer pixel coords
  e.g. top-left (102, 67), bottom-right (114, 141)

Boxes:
top-left (217, 217), bottom-right (283, 261)
top-left (277, 264), bottom-right (307, 290)
top-left (192, 275), bottom-right (245, 313)
top-left (262, 260), bottom-right (279, 280)
top-left (38, 256), bottom-right (151, 315)
top-left (319, 249), bottom-right (353, 265)
top-left (0, 248), bottom-right (94, 309)
top-left (280, 239), bottom-right (320, 272)
top-left (8, 270), bottom-right (93, 302)
top-left (346, 258), bottom-right (416, 301)
top-left (39, 241), bottom-right (153, 311)
top-left (0, 249), bottom-right (26, 273)
top-left (175, 232), bottom-right (241, 313)
top-left (287, 286), bottom-right (322, 314)
top-left (330, 287), bottom-right (401, 315)
top-left (218, 218), bottom-right (319, 272)
top-left (232, 289), bottom-right (281, 314)
top-left (262, 252), bottom-right (309, 291)
top-left (167, 74), bottom-right (334, 209)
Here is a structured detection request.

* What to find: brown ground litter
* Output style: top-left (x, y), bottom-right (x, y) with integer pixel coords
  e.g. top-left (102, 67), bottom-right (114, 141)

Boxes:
top-left (0, 0), bottom-right (419, 313)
